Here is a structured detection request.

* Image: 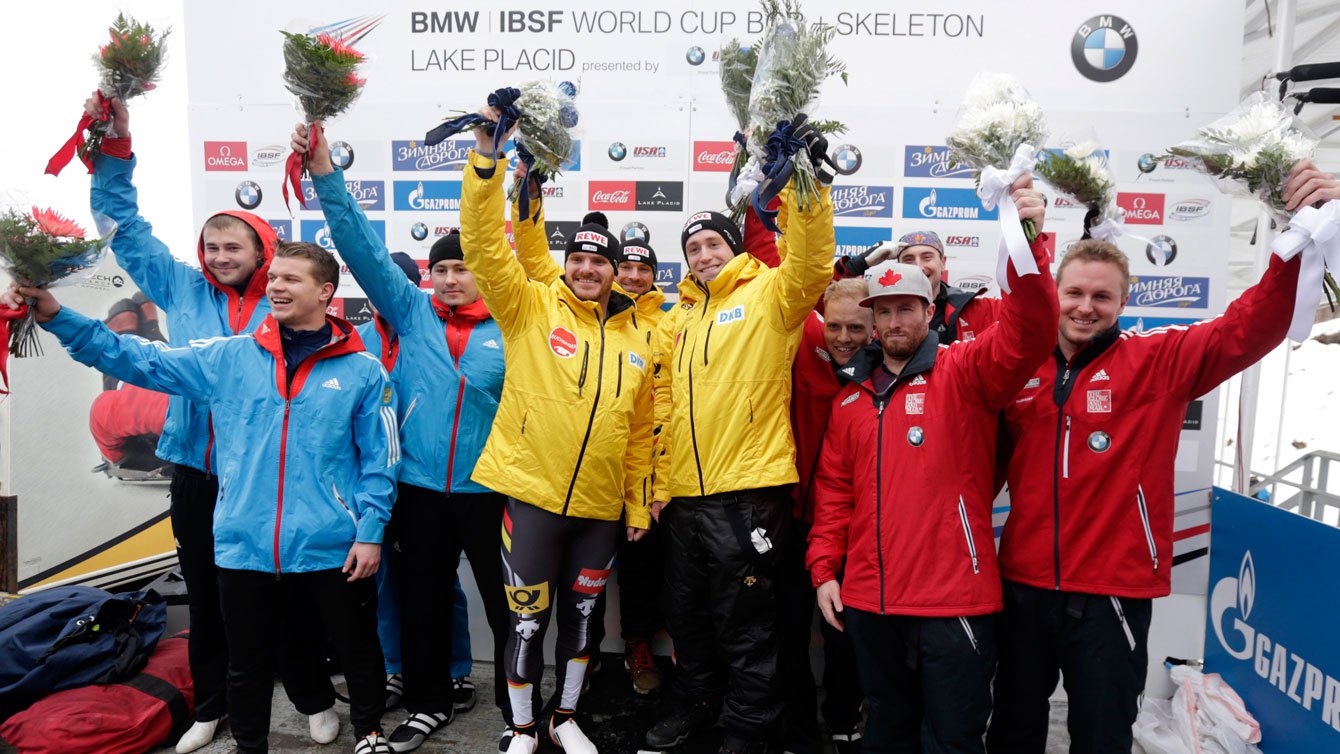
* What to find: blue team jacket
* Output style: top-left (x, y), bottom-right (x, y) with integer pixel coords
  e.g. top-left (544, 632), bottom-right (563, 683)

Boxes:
top-left (314, 169), bottom-right (505, 494)
top-left (45, 308), bottom-right (398, 574)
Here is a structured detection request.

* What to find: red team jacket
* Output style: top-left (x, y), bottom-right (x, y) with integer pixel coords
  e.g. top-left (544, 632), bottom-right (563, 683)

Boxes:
top-left (998, 253), bottom-right (1302, 599)
top-left (807, 236), bottom-right (1058, 617)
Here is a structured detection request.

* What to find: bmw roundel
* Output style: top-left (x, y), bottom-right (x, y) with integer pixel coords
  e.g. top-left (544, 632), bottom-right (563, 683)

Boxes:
top-left (330, 140), bottom-right (356, 170)
top-left (622, 221), bottom-right (649, 243)
top-left (686, 46), bottom-right (706, 66)
top-left (608, 142), bottom-right (628, 162)
top-left (234, 180), bottom-right (262, 210)
top-left (410, 222), bottom-right (429, 241)
top-left (1137, 153), bottom-right (1158, 174)
top-left (1145, 235), bottom-right (1177, 267)
top-left (1088, 431), bottom-right (1112, 453)
top-left (1072, 16), bottom-right (1139, 82)
top-left (907, 426), bottom-right (924, 447)
top-left (831, 144), bottom-right (863, 176)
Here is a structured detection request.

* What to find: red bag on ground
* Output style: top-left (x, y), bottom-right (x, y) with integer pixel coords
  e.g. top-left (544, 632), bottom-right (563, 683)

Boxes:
top-left (0, 633), bottom-right (193, 754)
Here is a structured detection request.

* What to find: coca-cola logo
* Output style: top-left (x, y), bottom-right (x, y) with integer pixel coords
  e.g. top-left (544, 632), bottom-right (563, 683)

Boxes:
top-left (694, 141), bottom-right (735, 172)
top-left (592, 190), bottom-right (630, 202)
top-left (589, 181), bottom-right (635, 210)
top-left (205, 141), bottom-right (248, 171)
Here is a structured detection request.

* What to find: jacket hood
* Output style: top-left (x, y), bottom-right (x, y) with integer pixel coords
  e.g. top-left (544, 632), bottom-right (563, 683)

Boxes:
top-left (198, 211), bottom-right (279, 332)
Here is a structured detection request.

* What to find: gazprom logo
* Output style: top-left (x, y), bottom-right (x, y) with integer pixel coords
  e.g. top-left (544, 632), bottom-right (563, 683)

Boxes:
top-left (832, 186), bottom-right (894, 218)
top-left (392, 139), bottom-right (473, 171)
top-left (301, 219), bottom-right (385, 249)
top-left (903, 187), bottom-right (997, 221)
top-left (834, 226), bottom-right (892, 259)
top-left (394, 181), bottom-right (463, 211)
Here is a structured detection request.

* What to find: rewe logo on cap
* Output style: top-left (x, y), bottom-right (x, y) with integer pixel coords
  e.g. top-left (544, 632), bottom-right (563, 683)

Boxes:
top-left (573, 230), bottom-right (607, 246)
top-left (685, 212), bottom-right (714, 227)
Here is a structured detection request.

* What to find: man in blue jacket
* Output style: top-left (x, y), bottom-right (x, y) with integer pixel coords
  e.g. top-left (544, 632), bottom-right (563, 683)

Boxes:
top-left (85, 94), bottom-right (337, 752)
top-left (294, 124), bottom-right (509, 753)
top-left (8, 242), bottom-right (398, 754)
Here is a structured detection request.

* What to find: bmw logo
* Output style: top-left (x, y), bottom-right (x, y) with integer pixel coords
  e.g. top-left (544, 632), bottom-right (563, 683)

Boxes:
top-left (410, 222), bottom-right (429, 242)
top-left (608, 142), bottom-right (628, 162)
top-left (330, 140), bottom-right (356, 170)
top-left (831, 144), bottom-right (863, 176)
top-left (907, 426), bottom-right (924, 447)
top-left (686, 46), bottom-right (705, 66)
top-left (234, 180), bottom-right (262, 210)
top-left (1145, 235), bottom-right (1177, 267)
top-left (1137, 153), bottom-right (1157, 174)
top-left (1072, 16), bottom-right (1139, 83)
top-left (1087, 431), bottom-right (1112, 453)
top-left (622, 221), bottom-right (649, 243)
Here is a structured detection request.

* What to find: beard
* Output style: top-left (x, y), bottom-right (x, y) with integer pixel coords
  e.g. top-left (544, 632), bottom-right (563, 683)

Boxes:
top-left (880, 329), bottom-right (926, 361)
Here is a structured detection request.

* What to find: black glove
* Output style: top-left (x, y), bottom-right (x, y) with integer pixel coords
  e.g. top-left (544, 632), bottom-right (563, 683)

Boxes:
top-left (790, 114), bottom-right (835, 185)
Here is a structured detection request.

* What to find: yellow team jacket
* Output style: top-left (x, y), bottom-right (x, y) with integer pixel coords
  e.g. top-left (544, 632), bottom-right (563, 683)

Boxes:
top-left (651, 185), bottom-right (834, 503)
top-left (462, 150), bottom-right (654, 527)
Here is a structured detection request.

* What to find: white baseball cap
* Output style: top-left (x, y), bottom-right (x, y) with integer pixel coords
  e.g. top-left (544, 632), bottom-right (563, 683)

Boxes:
top-left (859, 261), bottom-right (934, 308)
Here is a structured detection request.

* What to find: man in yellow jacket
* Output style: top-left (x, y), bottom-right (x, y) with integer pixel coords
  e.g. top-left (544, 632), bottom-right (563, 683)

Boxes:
top-left (645, 120), bottom-right (836, 754)
top-left (459, 109), bottom-right (653, 754)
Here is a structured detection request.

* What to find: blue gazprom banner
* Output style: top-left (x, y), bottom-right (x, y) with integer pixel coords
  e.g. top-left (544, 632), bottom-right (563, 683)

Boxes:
top-left (1205, 488), bottom-right (1340, 750)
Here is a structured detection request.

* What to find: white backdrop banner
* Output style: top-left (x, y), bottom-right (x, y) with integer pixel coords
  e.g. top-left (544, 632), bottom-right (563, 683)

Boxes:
top-left (180, 0), bottom-right (1245, 596)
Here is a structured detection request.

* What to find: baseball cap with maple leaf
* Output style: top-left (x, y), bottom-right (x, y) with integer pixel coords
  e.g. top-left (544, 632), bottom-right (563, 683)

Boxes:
top-left (859, 261), bottom-right (933, 307)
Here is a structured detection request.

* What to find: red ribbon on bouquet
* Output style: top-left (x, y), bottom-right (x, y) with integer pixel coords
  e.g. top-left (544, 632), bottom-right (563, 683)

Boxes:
top-left (283, 122), bottom-right (322, 212)
top-left (46, 92), bottom-right (112, 176)
top-left (0, 302), bottom-right (30, 394)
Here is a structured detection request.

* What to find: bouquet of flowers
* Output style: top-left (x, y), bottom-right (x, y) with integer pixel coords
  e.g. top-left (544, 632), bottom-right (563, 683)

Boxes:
top-left (945, 72), bottom-right (1048, 291)
top-left (718, 38), bottom-right (758, 196)
top-left (735, 0), bottom-right (848, 229)
top-left (1166, 92), bottom-right (1339, 339)
top-left (0, 208), bottom-right (114, 359)
top-left (1035, 141), bottom-right (1122, 241)
top-left (46, 13), bottom-right (170, 176)
top-left (280, 30), bottom-right (368, 211)
top-left (421, 81), bottom-right (579, 222)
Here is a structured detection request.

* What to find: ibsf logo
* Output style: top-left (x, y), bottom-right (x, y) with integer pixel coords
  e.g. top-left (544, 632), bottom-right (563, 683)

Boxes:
top-left (205, 142), bottom-right (247, 171)
top-left (1209, 551), bottom-right (1340, 726)
top-left (831, 186), bottom-right (894, 218)
top-left (903, 145), bottom-right (973, 179)
top-left (589, 182), bottom-right (635, 211)
top-left (392, 139), bottom-right (472, 171)
top-left (251, 145), bottom-right (288, 168)
top-left (956, 274), bottom-right (992, 292)
top-left (1128, 275), bottom-right (1208, 308)
top-left (1117, 193), bottom-right (1164, 224)
top-left (1170, 198), bottom-right (1211, 221)
top-left (694, 141), bottom-right (735, 172)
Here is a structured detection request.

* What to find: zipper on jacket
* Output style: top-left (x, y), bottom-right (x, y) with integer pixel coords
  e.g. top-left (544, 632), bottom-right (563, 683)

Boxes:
top-left (1051, 364), bottom-right (1072, 590)
top-left (578, 341), bottom-right (590, 396)
top-left (274, 399), bottom-right (292, 577)
top-left (333, 483), bottom-right (356, 525)
top-left (616, 351), bottom-right (624, 398)
top-left (204, 419), bottom-right (216, 478)
top-left (446, 375), bottom-right (466, 492)
top-left (1110, 596), bottom-right (1137, 651)
top-left (1062, 416), bottom-right (1072, 479)
top-left (677, 331), bottom-right (689, 372)
top-left (1136, 484), bottom-right (1159, 572)
top-left (957, 496), bottom-right (980, 575)
top-left (563, 325), bottom-right (606, 514)
top-left (703, 321), bottom-right (714, 365)
top-left (520, 410), bottom-right (528, 435)
top-left (958, 617), bottom-right (981, 654)
top-left (875, 399), bottom-right (888, 614)
top-left (688, 359), bottom-right (707, 496)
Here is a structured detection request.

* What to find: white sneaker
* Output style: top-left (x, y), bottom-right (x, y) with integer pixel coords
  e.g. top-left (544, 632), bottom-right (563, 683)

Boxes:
top-left (310, 706), bottom-right (341, 744)
top-left (549, 718), bottom-right (598, 754)
top-left (175, 718), bottom-right (221, 753)
top-left (504, 731), bottom-right (539, 754)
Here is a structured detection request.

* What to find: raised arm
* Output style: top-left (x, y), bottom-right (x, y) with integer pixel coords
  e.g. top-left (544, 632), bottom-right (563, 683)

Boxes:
top-left (773, 183), bottom-right (835, 332)
top-left (511, 169), bottom-right (564, 285)
top-left (300, 124), bottom-right (424, 334)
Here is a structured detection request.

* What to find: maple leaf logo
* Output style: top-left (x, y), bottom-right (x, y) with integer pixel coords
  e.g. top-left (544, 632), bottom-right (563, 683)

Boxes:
top-left (879, 269), bottom-right (903, 287)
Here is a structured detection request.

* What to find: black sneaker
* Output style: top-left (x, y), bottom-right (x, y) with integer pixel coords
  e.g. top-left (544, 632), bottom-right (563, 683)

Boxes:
top-left (645, 701), bottom-right (715, 749)
top-left (718, 734), bottom-right (763, 754)
top-left (354, 732), bottom-right (392, 754)
top-left (452, 677), bottom-right (477, 713)
top-left (387, 710), bottom-right (452, 752)
top-left (384, 673), bottom-right (404, 711)
top-left (831, 728), bottom-right (863, 754)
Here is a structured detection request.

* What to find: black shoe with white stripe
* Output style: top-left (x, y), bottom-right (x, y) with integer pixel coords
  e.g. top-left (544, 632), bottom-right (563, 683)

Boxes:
top-left (384, 674), bottom-right (404, 711)
top-left (452, 677), bottom-right (476, 713)
top-left (387, 710), bottom-right (452, 753)
top-left (354, 732), bottom-right (392, 754)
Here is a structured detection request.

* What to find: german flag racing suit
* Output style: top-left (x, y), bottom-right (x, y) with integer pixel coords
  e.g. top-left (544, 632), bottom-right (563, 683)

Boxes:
top-left (312, 168), bottom-right (514, 727)
top-left (651, 186), bottom-right (834, 742)
top-left (460, 149), bottom-right (654, 732)
top-left (43, 307), bottom-right (398, 751)
top-left (987, 252), bottom-right (1303, 754)
top-left (808, 235), bottom-right (1057, 753)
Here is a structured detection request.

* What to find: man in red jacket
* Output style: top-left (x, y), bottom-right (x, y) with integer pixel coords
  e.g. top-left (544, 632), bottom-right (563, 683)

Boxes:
top-left (809, 176), bottom-right (1056, 754)
top-left (986, 161), bottom-right (1340, 754)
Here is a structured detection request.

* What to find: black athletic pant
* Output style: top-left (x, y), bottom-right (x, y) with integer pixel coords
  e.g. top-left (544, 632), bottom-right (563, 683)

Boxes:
top-left (392, 484), bottom-right (511, 720)
top-left (663, 487), bottom-right (789, 741)
top-left (986, 580), bottom-right (1152, 754)
top-left (845, 609), bottom-right (996, 754)
top-left (501, 498), bottom-right (619, 728)
top-left (170, 465), bottom-right (334, 722)
top-left (588, 514), bottom-right (663, 652)
top-left (777, 517), bottom-right (864, 754)
top-left (217, 567), bottom-right (385, 754)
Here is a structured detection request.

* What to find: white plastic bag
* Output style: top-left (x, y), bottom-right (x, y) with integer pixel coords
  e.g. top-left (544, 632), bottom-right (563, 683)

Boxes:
top-left (1133, 665), bottom-right (1262, 754)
